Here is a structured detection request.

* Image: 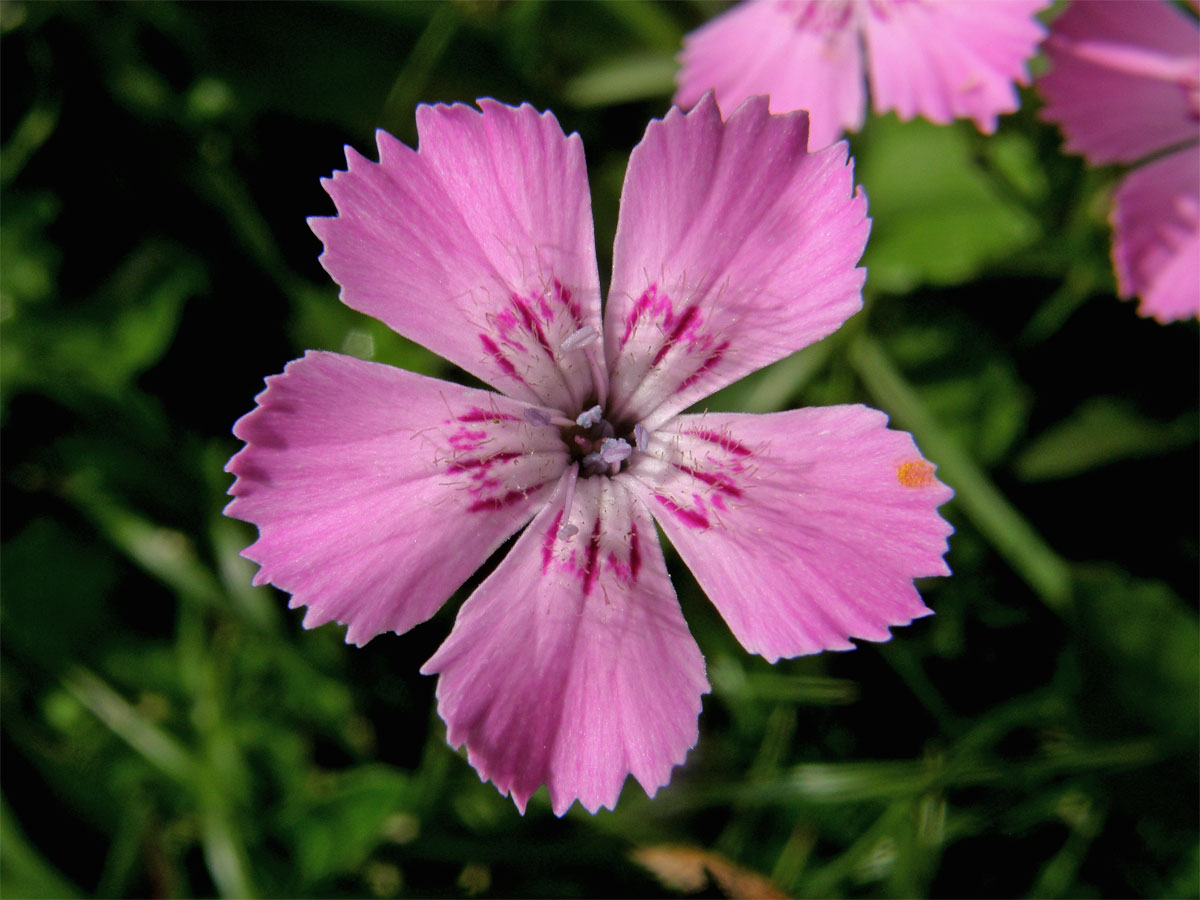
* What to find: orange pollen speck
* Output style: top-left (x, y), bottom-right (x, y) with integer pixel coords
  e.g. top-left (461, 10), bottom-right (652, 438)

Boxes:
top-left (897, 460), bottom-right (936, 488)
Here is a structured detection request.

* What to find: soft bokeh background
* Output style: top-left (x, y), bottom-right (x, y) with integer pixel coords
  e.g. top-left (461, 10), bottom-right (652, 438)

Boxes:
top-left (2, 2), bottom-right (1197, 897)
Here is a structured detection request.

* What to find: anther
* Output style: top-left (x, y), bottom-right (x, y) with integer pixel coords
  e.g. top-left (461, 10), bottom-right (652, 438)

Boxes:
top-left (634, 423), bottom-right (649, 452)
top-left (557, 465), bottom-right (580, 539)
top-left (560, 325), bottom-right (600, 352)
top-left (576, 405), bottom-right (603, 428)
top-left (599, 438), bottom-right (632, 465)
top-left (524, 408), bottom-right (552, 426)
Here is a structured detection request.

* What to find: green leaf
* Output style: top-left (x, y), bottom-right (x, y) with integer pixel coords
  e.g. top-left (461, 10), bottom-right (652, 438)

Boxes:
top-left (1, 241), bottom-right (203, 405)
top-left (562, 53), bottom-right (678, 107)
top-left (0, 192), bottom-right (60, 310)
top-left (0, 518), bottom-right (118, 670)
top-left (283, 765), bottom-right (414, 886)
top-left (856, 117), bottom-right (1040, 292)
top-left (1073, 567), bottom-right (1200, 743)
top-left (0, 796), bottom-right (82, 899)
top-left (1015, 397), bottom-right (1199, 481)
top-left (710, 656), bottom-right (858, 706)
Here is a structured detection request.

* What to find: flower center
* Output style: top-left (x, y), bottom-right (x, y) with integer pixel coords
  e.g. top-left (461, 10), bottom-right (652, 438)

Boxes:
top-left (521, 324), bottom-right (651, 479)
top-left (565, 405), bottom-right (645, 477)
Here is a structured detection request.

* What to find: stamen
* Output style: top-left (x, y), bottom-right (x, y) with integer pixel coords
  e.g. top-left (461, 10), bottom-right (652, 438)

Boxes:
top-left (599, 438), bottom-right (632, 465)
top-left (559, 325), bottom-right (608, 410)
top-left (557, 465), bottom-right (580, 539)
top-left (634, 423), bottom-right (649, 452)
top-left (560, 325), bottom-right (600, 352)
top-left (583, 343), bottom-right (608, 410)
top-left (525, 406), bottom-right (575, 429)
top-left (602, 437), bottom-right (632, 476)
top-left (576, 405), bottom-right (603, 428)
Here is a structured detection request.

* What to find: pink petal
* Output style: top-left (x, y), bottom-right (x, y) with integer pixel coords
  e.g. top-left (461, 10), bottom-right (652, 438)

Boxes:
top-left (309, 100), bottom-right (604, 410)
top-left (861, 0), bottom-right (1047, 133)
top-left (1111, 147), bottom-right (1200, 323)
top-left (605, 94), bottom-right (869, 431)
top-left (674, 0), bottom-right (866, 150)
top-left (1038, 0), bottom-right (1200, 165)
top-left (225, 351), bottom-right (567, 646)
top-left (629, 407), bottom-right (953, 664)
top-left (422, 472), bottom-right (709, 816)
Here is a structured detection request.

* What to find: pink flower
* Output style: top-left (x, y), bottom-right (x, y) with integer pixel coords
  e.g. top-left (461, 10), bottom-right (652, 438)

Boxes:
top-left (1038, 0), bottom-right (1200, 323)
top-left (225, 97), bottom-right (954, 816)
top-left (674, 0), bottom-right (1048, 149)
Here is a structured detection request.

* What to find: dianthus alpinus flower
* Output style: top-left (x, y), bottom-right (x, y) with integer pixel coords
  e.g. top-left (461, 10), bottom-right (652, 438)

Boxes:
top-left (225, 96), bottom-right (954, 815)
top-left (1038, 0), bottom-right (1199, 323)
top-left (675, 0), bottom-right (1048, 150)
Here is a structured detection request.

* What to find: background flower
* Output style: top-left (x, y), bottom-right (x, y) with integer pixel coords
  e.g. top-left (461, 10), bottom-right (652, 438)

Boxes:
top-left (675, 0), bottom-right (1048, 148)
top-left (1038, 0), bottom-right (1200, 322)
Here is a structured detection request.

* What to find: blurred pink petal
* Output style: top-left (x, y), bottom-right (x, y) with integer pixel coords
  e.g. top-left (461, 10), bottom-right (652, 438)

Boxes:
top-left (1112, 147), bottom-right (1200, 323)
top-left (423, 475), bottom-right (708, 815)
top-left (1037, 0), bottom-right (1199, 322)
top-left (862, 0), bottom-right (1047, 133)
top-left (1038, 0), bottom-right (1200, 165)
top-left (674, 0), bottom-right (1046, 146)
top-left (229, 100), bottom-right (954, 815)
top-left (606, 95), bottom-right (869, 430)
top-left (632, 407), bottom-right (952, 664)
top-left (309, 101), bottom-right (603, 409)
top-left (225, 351), bottom-right (566, 646)
top-left (675, 1), bottom-right (865, 150)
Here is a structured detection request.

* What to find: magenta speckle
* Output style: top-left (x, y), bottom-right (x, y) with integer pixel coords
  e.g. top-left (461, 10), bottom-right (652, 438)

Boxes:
top-left (446, 451), bottom-right (520, 473)
top-left (677, 341), bottom-right (729, 391)
top-left (468, 489), bottom-right (528, 512)
top-left (553, 278), bottom-right (582, 327)
top-left (493, 309), bottom-right (525, 352)
top-left (651, 304), bottom-right (702, 366)
top-left (606, 552), bottom-right (630, 582)
top-left (480, 334), bottom-right (525, 383)
top-left (682, 428), bottom-right (753, 457)
top-left (620, 284), bottom-right (672, 350)
top-left (448, 427), bottom-right (489, 450)
top-left (654, 494), bottom-right (710, 530)
top-left (512, 295), bottom-right (555, 361)
top-left (676, 463), bottom-right (743, 497)
top-left (457, 407), bottom-right (519, 423)
top-left (583, 517), bottom-right (602, 595)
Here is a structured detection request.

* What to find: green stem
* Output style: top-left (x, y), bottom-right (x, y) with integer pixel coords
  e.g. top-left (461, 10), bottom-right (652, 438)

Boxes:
top-left (62, 668), bottom-right (195, 783)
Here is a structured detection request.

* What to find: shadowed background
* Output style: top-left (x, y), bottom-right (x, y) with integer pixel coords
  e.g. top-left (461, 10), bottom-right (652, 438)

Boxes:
top-left (2, 2), bottom-right (1197, 897)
